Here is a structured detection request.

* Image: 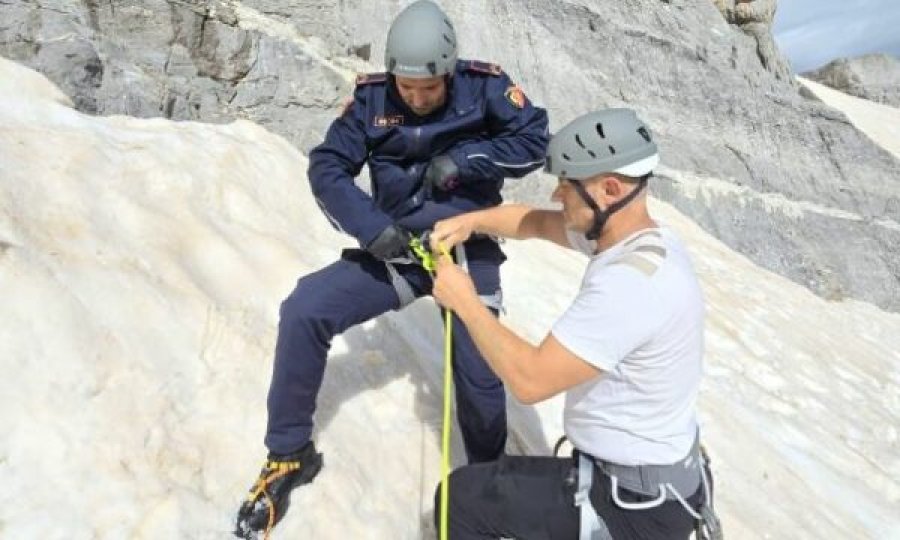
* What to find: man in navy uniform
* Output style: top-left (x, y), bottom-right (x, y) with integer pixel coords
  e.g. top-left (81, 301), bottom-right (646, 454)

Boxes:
top-left (235, 1), bottom-right (549, 537)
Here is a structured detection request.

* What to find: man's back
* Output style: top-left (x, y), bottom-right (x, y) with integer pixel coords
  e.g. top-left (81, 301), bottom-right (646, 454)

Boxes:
top-left (554, 227), bottom-right (705, 465)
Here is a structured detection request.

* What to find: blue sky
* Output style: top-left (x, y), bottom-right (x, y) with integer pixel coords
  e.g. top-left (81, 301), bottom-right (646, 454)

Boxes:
top-left (773, 0), bottom-right (900, 72)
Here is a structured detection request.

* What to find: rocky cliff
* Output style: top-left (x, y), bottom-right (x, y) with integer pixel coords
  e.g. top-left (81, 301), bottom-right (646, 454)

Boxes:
top-left (2, 0), bottom-right (898, 309)
top-left (804, 53), bottom-right (900, 108)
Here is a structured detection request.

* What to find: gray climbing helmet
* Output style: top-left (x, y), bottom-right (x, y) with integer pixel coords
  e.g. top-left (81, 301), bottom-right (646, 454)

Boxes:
top-left (544, 108), bottom-right (659, 179)
top-left (384, 0), bottom-right (458, 78)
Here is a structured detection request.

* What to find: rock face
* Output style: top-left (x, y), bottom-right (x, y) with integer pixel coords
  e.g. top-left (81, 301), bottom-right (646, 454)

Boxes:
top-left (2, 0), bottom-right (899, 310)
top-left (804, 54), bottom-right (900, 108)
top-left (0, 1), bottom-right (362, 150)
top-left (712, 0), bottom-right (792, 80)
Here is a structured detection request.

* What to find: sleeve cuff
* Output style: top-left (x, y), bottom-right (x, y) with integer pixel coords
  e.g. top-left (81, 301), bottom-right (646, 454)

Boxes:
top-left (447, 146), bottom-right (471, 184)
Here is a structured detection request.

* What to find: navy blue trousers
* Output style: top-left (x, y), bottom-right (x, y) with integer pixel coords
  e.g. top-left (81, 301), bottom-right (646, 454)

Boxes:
top-left (264, 241), bottom-right (507, 463)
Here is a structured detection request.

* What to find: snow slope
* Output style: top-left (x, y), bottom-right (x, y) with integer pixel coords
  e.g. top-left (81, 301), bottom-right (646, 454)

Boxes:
top-left (799, 76), bottom-right (900, 159)
top-left (1, 57), bottom-right (898, 539)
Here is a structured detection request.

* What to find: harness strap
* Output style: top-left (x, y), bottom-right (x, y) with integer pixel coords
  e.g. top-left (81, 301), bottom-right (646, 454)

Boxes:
top-left (576, 453), bottom-right (613, 540)
top-left (594, 432), bottom-right (702, 500)
top-left (697, 448), bottom-right (724, 540)
top-left (574, 433), bottom-right (724, 539)
top-left (385, 262), bottom-right (417, 308)
top-left (454, 243), bottom-right (468, 271)
top-left (454, 243), bottom-right (505, 312)
top-left (478, 290), bottom-right (504, 312)
top-left (387, 241), bottom-right (504, 311)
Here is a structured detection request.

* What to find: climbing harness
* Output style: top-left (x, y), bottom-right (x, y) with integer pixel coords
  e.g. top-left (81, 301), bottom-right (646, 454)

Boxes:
top-left (558, 434), bottom-right (723, 540)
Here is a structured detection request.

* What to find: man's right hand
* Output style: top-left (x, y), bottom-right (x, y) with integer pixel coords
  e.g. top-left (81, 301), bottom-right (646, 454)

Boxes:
top-left (366, 224), bottom-right (413, 261)
top-left (423, 154), bottom-right (460, 194)
top-left (430, 213), bottom-right (480, 254)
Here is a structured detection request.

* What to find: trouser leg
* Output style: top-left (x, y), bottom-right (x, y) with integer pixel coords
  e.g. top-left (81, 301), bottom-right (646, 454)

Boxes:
top-left (435, 453), bottom-right (703, 540)
top-left (450, 311), bottom-right (507, 463)
top-left (264, 252), bottom-right (422, 455)
top-left (434, 455), bottom-right (580, 540)
top-left (449, 258), bottom-right (507, 463)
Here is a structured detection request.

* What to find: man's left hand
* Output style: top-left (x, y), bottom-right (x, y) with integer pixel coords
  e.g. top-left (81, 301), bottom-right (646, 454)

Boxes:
top-left (432, 255), bottom-right (478, 313)
top-left (430, 213), bottom-right (478, 253)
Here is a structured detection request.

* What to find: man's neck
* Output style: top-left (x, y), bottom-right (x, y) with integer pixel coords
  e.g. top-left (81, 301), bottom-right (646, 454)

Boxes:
top-left (594, 209), bottom-right (657, 253)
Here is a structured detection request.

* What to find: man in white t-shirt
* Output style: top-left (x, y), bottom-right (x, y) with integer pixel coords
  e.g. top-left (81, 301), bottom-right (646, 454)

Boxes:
top-left (429, 109), bottom-right (720, 539)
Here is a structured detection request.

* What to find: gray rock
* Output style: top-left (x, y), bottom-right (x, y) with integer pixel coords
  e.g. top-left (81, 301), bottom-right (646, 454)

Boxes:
top-left (711, 0), bottom-right (792, 80)
top-left (0, 0), bottom-right (348, 148)
top-left (803, 53), bottom-right (900, 108)
top-left (1, 0), bottom-right (898, 310)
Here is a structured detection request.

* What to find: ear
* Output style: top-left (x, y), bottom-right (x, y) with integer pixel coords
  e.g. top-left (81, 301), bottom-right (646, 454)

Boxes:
top-left (600, 175), bottom-right (624, 198)
top-left (583, 174), bottom-right (615, 201)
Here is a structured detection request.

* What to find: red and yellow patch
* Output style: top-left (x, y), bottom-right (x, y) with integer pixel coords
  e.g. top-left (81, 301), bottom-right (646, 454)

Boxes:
top-left (504, 85), bottom-right (526, 109)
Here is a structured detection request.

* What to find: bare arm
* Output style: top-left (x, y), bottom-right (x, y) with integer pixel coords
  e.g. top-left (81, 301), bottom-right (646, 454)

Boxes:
top-left (430, 204), bottom-right (569, 252)
top-left (431, 257), bottom-right (600, 404)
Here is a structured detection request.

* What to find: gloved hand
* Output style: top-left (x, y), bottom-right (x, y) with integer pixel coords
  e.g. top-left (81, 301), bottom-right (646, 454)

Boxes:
top-left (423, 154), bottom-right (460, 194)
top-left (365, 224), bottom-right (413, 261)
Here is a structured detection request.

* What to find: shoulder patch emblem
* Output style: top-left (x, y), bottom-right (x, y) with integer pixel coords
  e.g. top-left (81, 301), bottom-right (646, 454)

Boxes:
top-left (466, 60), bottom-right (502, 76)
top-left (355, 72), bottom-right (387, 86)
top-left (612, 232), bottom-right (667, 277)
top-left (373, 115), bottom-right (405, 127)
top-left (504, 85), bottom-right (526, 109)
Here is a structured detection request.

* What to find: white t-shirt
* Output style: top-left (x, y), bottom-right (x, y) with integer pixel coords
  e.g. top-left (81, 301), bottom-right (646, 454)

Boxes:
top-left (552, 226), bottom-right (704, 466)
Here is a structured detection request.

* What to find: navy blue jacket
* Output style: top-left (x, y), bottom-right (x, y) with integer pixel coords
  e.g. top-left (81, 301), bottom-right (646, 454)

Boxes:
top-left (307, 60), bottom-right (549, 247)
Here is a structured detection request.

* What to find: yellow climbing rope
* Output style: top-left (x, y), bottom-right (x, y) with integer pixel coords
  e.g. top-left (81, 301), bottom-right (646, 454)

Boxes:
top-left (409, 236), bottom-right (453, 540)
top-left (440, 278), bottom-right (453, 540)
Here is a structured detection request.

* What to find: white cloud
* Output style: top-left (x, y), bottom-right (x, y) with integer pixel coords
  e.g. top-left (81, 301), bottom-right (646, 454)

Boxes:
top-left (774, 0), bottom-right (900, 72)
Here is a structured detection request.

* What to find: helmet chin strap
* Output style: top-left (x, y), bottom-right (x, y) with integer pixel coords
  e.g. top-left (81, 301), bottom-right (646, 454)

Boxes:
top-left (568, 177), bottom-right (648, 241)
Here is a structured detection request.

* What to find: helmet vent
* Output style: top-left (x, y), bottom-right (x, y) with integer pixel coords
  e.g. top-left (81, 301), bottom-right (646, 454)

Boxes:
top-left (587, 150), bottom-right (596, 158)
top-left (575, 134), bottom-right (585, 148)
top-left (443, 33), bottom-right (453, 44)
top-left (596, 123), bottom-right (605, 138)
top-left (638, 127), bottom-right (651, 142)
top-left (442, 54), bottom-right (448, 59)
top-left (444, 18), bottom-right (454, 29)
top-left (562, 153), bottom-right (572, 161)
top-left (608, 145), bottom-right (616, 154)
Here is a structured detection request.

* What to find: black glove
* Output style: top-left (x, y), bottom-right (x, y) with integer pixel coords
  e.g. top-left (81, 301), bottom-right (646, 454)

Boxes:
top-left (365, 225), bottom-right (412, 261)
top-left (423, 154), bottom-right (460, 194)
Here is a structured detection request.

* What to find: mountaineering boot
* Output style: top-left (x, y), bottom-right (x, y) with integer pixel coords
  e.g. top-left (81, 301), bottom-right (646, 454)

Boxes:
top-left (234, 441), bottom-right (323, 539)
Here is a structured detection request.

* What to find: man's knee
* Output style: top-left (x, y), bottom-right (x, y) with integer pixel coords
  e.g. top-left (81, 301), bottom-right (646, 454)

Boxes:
top-left (455, 372), bottom-right (505, 419)
top-left (453, 337), bottom-right (505, 389)
top-left (433, 466), bottom-right (485, 528)
top-left (278, 274), bottom-right (346, 335)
